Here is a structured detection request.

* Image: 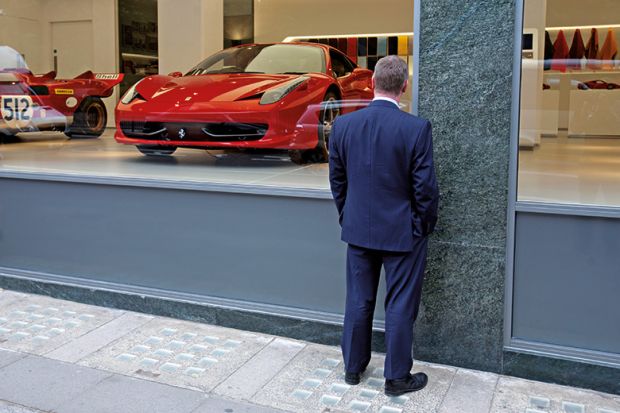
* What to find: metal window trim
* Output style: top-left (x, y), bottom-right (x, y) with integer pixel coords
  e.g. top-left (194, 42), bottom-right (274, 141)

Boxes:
top-left (516, 201), bottom-right (620, 219)
top-left (411, 0), bottom-right (421, 116)
top-left (504, 0), bottom-right (524, 349)
top-left (507, 339), bottom-right (620, 369)
top-left (0, 170), bottom-right (334, 200)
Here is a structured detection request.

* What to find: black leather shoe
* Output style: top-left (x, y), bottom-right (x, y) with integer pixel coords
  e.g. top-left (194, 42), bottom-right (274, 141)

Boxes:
top-left (344, 367), bottom-right (366, 385)
top-left (385, 372), bottom-right (428, 396)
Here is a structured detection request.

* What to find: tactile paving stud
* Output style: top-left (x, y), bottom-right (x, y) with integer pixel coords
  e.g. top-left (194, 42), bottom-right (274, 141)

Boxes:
top-left (529, 396), bottom-right (551, 409)
top-left (144, 336), bottom-right (164, 346)
top-left (180, 332), bottom-right (198, 341)
top-left (116, 353), bottom-right (138, 362)
top-left (211, 348), bottom-right (230, 357)
top-left (291, 389), bottom-right (313, 400)
top-left (301, 379), bottom-right (322, 389)
top-left (47, 328), bottom-right (65, 337)
top-left (64, 320), bottom-right (81, 328)
top-left (348, 400), bottom-right (371, 412)
top-left (320, 395), bottom-right (341, 406)
top-left (366, 377), bottom-right (385, 388)
top-left (360, 389), bottom-right (379, 399)
top-left (153, 349), bottom-right (174, 358)
top-left (10, 321), bottom-right (28, 329)
top-left (26, 305), bottom-right (42, 311)
top-left (563, 401), bottom-right (585, 413)
top-left (184, 367), bottom-right (206, 378)
top-left (175, 353), bottom-right (195, 362)
top-left (321, 358), bottom-right (341, 368)
top-left (139, 358), bottom-right (159, 368)
top-left (45, 318), bottom-right (62, 325)
top-left (159, 362), bottom-right (181, 373)
top-left (198, 357), bottom-right (218, 368)
top-left (32, 335), bottom-right (50, 344)
top-left (188, 344), bottom-right (209, 354)
top-left (9, 332), bottom-right (30, 341)
top-left (203, 336), bottom-right (220, 344)
top-left (389, 396), bottom-right (409, 405)
top-left (0, 327), bottom-right (12, 335)
top-left (0, 317), bottom-right (7, 324)
top-left (167, 340), bottom-right (187, 350)
top-left (28, 324), bottom-right (47, 332)
top-left (78, 314), bottom-right (95, 321)
top-left (130, 345), bottom-right (151, 354)
top-left (43, 307), bottom-right (59, 315)
top-left (224, 339), bottom-right (242, 348)
top-left (329, 383), bottom-right (350, 396)
top-left (160, 328), bottom-right (178, 336)
top-left (312, 368), bottom-right (332, 378)
top-left (598, 409), bottom-right (620, 413)
top-left (372, 367), bottom-right (385, 377)
top-left (62, 311), bottom-right (77, 317)
top-left (379, 407), bottom-right (402, 413)
top-left (27, 314), bottom-right (45, 321)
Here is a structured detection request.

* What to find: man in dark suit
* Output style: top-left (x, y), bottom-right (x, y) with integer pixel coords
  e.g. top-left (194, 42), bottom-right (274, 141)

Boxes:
top-left (329, 55), bottom-right (439, 396)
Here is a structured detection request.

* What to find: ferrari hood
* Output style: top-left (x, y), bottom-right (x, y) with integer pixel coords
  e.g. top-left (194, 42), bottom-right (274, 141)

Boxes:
top-left (142, 74), bottom-right (302, 103)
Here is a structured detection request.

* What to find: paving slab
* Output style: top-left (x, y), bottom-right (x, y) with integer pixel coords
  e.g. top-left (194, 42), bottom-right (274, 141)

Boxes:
top-left (0, 401), bottom-right (45, 413)
top-left (253, 343), bottom-right (457, 413)
top-left (54, 372), bottom-right (208, 413)
top-left (0, 292), bottom-right (123, 356)
top-left (0, 348), bottom-right (26, 369)
top-left (192, 397), bottom-right (292, 413)
top-left (215, 337), bottom-right (306, 399)
top-left (46, 311), bottom-right (153, 363)
top-left (78, 316), bottom-right (273, 392)
top-left (0, 355), bottom-right (112, 411)
top-left (490, 376), bottom-right (620, 413)
top-left (438, 368), bottom-right (498, 413)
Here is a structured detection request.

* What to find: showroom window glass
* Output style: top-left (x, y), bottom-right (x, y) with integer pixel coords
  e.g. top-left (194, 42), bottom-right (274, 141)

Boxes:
top-left (519, 0), bottom-right (620, 208)
top-left (0, 0), bottom-right (414, 191)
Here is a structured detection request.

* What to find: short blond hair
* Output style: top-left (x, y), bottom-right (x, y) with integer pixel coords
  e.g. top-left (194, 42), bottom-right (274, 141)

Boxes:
top-left (373, 56), bottom-right (408, 95)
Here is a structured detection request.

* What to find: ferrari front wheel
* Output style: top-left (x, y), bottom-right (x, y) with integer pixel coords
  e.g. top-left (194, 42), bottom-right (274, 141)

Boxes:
top-left (289, 91), bottom-right (340, 164)
top-left (65, 97), bottom-right (107, 138)
top-left (137, 145), bottom-right (177, 156)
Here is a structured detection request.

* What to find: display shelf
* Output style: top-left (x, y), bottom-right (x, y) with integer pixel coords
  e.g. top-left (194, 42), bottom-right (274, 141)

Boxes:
top-left (568, 89), bottom-right (620, 137)
top-left (541, 89), bottom-right (560, 136)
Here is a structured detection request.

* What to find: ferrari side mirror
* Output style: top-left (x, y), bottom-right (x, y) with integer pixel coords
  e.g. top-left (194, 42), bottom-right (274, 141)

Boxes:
top-left (168, 71), bottom-right (183, 78)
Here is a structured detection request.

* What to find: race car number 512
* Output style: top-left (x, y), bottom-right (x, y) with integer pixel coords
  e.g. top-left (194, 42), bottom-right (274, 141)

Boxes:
top-left (1, 95), bottom-right (34, 128)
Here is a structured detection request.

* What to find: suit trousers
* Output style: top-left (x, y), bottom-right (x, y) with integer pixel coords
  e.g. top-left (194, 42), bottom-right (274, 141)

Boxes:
top-left (341, 237), bottom-right (428, 380)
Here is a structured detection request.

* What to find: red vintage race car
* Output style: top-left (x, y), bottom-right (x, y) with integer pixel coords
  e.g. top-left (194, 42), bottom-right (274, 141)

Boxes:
top-left (0, 46), bottom-right (123, 138)
top-left (115, 43), bottom-right (373, 163)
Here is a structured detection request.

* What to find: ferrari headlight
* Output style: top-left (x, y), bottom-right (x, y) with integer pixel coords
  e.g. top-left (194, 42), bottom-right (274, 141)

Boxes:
top-left (121, 80), bottom-right (144, 104)
top-left (260, 76), bottom-right (309, 105)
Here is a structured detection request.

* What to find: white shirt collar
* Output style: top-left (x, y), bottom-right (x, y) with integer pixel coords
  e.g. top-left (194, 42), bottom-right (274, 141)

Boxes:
top-left (373, 96), bottom-right (399, 108)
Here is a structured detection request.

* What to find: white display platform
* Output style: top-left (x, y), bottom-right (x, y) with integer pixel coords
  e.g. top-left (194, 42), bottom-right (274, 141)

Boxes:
top-left (569, 89), bottom-right (620, 137)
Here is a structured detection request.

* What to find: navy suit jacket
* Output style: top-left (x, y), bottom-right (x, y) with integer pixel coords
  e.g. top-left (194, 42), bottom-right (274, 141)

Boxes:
top-left (329, 100), bottom-right (439, 252)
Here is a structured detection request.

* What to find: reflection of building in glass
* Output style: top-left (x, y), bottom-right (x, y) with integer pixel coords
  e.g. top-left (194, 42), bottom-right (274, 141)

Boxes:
top-left (119, 0), bottom-right (159, 95)
top-left (224, 0), bottom-right (254, 48)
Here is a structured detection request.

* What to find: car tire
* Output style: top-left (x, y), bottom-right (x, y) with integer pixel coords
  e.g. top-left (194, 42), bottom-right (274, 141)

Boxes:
top-left (137, 145), bottom-right (177, 156)
top-left (65, 97), bottom-right (107, 139)
top-left (288, 91), bottom-right (340, 164)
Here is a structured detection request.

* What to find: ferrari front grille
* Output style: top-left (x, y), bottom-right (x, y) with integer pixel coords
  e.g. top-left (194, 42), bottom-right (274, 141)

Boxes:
top-left (120, 121), bottom-right (268, 142)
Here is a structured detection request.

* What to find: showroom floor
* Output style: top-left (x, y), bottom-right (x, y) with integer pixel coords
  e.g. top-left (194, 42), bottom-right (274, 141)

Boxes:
top-left (519, 134), bottom-right (620, 208)
top-left (1, 129), bottom-right (619, 206)
top-left (0, 129), bottom-right (330, 192)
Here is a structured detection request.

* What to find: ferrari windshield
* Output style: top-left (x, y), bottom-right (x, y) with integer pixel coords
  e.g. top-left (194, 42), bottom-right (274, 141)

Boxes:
top-left (187, 44), bottom-right (325, 75)
top-left (0, 46), bottom-right (29, 71)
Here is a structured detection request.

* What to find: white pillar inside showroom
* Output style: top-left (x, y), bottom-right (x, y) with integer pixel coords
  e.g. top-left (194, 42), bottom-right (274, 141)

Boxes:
top-left (158, 0), bottom-right (224, 75)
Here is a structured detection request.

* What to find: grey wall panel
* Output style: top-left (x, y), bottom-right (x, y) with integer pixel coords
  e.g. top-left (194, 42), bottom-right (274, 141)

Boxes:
top-left (0, 178), bottom-right (385, 318)
top-left (513, 212), bottom-right (620, 354)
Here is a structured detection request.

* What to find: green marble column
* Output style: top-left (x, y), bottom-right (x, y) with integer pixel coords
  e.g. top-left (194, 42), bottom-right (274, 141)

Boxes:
top-left (414, 0), bottom-right (515, 372)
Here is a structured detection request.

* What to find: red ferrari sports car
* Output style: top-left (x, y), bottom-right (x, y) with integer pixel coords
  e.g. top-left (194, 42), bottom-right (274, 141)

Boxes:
top-left (0, 46), bottom-right (123, 138)
top-left (115, 43), bottom-right (373, 163)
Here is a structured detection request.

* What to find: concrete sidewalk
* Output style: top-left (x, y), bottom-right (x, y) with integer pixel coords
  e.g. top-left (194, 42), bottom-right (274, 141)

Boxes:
top-left (0, 288), bottom-right (618, 413)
